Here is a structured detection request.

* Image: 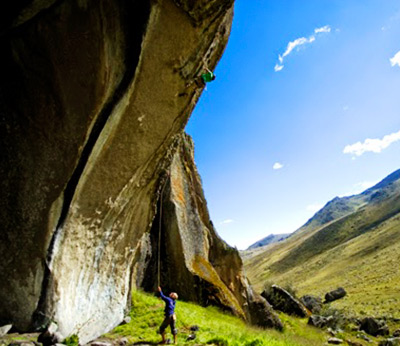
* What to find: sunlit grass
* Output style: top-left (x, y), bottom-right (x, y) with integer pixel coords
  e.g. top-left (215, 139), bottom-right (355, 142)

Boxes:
top-left (104, 290), bottom-right (327, 345)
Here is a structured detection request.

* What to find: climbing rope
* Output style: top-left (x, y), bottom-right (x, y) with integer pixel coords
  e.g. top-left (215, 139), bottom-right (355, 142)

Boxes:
top-left (157, 170), bottom-right (170, 287)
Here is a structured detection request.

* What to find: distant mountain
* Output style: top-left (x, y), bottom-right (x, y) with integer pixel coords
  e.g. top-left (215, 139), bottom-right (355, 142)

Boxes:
top-left (243, 168), bottom-right (400, 318)
top-left (247, 234), bottom-right (290, 250)
top-left (292, 168), bottom-right (400, 239)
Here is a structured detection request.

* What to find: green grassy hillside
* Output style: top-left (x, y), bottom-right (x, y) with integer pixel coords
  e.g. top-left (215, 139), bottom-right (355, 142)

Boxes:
top-left (103, 290), bottom-right (328, 345)
top-left (243, 170), bottom-right (400, 318)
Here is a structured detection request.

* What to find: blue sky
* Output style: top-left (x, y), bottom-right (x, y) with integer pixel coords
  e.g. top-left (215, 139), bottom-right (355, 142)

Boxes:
top-left (186, 0), bottom-right (400, 250)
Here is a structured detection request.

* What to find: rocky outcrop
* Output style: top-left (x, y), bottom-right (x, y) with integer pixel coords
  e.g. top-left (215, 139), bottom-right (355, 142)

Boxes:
top-left (0, 0), bottom-right (234, 343)
top-left (138, 134), bottom-right (282, 330)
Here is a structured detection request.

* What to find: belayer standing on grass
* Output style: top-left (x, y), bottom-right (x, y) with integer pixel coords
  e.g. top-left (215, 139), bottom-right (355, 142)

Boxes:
top-left (157, 286), bottom-right (179, 344)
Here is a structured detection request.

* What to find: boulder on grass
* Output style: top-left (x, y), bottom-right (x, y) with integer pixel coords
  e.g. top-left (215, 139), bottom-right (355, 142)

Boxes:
top-left (328, 337), bottom-right (343, 344)
top-left (0, 324), bottom-right (12, 337)
top-left (247, 293), bottom-right (283, 330)
top-left (359, 317), bottom-right (389, 337)
top-left (324, 288), bottom-right (346, 303)
top-left (261, 285), bottom-right (308, 317)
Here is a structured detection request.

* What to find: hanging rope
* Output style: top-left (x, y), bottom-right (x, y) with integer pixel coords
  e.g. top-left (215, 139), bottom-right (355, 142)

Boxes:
top-left (157, 170), bottom-right (170, 287)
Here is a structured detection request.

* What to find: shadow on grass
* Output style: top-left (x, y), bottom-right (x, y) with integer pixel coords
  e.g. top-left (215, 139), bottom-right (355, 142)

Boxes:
top-left (132, 342), bottom-right (160, 345)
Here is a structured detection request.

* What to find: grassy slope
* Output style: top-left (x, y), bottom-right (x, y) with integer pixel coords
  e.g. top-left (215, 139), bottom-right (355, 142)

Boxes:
top-left (244, 194), bottom-right (400, 318)
top-left (104, 290), bottom-right (327, 345)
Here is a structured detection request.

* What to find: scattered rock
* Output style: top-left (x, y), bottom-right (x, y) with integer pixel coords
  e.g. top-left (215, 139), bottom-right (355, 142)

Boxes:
top-left (90, 342), bottom-right (112, 346)
top-left (261, 285), bottom-right (308, 317)
top-left (393, 330), bottom-right (400, 338)
top-left (327, 327), bottom-right (336, 336)
top-left (190, 325), bottom-right (199, 332)
top-left (186, 334), bottom-right (196, 341)
top-left (120, 317), bottom-right (131, 325)
top-left (324, 288), bottom-right (347, 303)
top-left (308, 315), bottom-right (335, 329)
top-left (357, 333), bottom-right (372, 343)
top-left (0, 324), bottom-right (12, 337)
top-left (300, 295), bottom-right (323, 314)
top-left (360, 317), bottom-right (389, 337)
top-left (117, 337), bottom-right (128, 346)
top-left (328, 337), bottom-right (343, 344)
top-left (37, 323), bottom-right (63, 346)
top-left (379, 338), bottom-right (400, 346)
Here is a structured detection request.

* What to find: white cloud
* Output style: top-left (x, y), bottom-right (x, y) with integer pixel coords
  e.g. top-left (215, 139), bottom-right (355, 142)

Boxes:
top-left (220, 219), bottom-right (234, 225)
top-left (274, 25), bottom-right (331, 72)
top-left (390, 51), bottom-right (400, 67)
top-left (315, 25), bottom-right (331, 34)
top-left (343, 130), bottom-right (400, 157)
top-left (306, 203), bottom-right (324, 213)
top-left (273, 162), bottom-right (283, 170)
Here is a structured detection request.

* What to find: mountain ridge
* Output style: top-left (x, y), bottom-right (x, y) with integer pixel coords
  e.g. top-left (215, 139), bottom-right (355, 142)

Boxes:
top-left (243, 168), bottom-right (400, 318)
top-left (247, 233), bottom-right (291, 250)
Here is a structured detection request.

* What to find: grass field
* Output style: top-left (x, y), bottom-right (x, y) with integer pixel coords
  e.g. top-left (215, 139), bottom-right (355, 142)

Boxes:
top-left (103, 290), bottom-right (328, 345)
top-left (1, 290), bottom-right (393, 346)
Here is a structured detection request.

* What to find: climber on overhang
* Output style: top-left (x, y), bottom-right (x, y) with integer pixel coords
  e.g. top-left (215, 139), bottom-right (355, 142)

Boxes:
top-left (186, 68), bottom-right (216, 90)
top-left (200, 68), bottom-right (216, 84)
top-left (157, 286), bottom-right (179, 344)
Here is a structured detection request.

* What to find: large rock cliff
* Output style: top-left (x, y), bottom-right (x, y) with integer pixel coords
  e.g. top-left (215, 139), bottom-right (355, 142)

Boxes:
top-left (0, 0), bottom-right (280, 343)
top-left (138, 134), bottom-right (282, 329)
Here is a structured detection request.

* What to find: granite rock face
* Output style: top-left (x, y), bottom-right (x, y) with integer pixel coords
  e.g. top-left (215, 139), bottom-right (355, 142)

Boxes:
top-left (139, 134), bottom-right (282, 329)
top-left (0, 0), bottom-right (233, 343)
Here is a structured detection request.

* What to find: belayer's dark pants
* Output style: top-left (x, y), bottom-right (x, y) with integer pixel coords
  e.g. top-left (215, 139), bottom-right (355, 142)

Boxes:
top-left (159, 314), bottom-right (177, 335)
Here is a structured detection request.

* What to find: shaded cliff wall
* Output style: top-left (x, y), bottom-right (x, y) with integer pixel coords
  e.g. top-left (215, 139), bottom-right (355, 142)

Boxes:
top-left (0, 0), bottom-right (234, 342)
top-left (138, 134), bottom-right (282, 329)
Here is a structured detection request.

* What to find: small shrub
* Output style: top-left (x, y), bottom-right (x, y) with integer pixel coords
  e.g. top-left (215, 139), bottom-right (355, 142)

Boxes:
top-left (244, 338), bottom-right (266, 346)
top-left (207, 337), bottom-right (229, 346)
top-left (64, 334), bottom-right (79, 346)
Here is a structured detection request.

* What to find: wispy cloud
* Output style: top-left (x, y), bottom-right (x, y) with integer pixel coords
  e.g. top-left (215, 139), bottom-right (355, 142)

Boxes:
top-left (274, 25), bottom-right (331, 72)
top-left (314, 25), bottom-right (331, 34)
top-left (273, 162), bottom-right (284, 170)
top-left (343, 130), bottom-right (400, 157)
top-left (390, 51), bottom-right (400, 67)
top-left (220, 219), bottom-right (234, 225)
top-left (306, 203), bottom-right (324, 213)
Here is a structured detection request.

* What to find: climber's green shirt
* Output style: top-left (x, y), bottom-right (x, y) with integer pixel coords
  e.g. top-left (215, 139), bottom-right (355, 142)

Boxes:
top-left (201, 71), bottom-right (215, 83)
